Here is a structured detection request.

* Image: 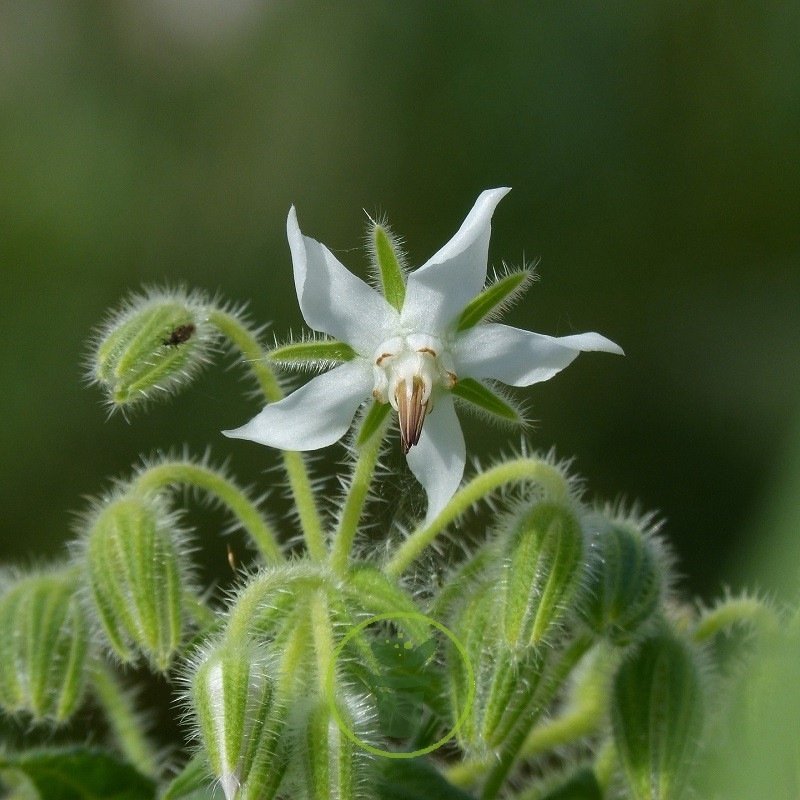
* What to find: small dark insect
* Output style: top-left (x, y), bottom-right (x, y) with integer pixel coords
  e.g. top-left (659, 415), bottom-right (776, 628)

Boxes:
top-left (163, 323), bottom-right (196, 346)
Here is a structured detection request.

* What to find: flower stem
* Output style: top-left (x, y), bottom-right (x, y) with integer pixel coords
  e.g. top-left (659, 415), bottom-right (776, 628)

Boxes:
top-left (208, 308), bottom-right (327, 562)
top-left (131, 459), bottom-right (282, 563)
top-left (384, 458), bottom-right (569, 578)
top-left (91, 660), bottom-right (159, 779)
top-left (329, 413), bottom-right (390, 575)
top-left (693, 596), bottom-right (779, 642)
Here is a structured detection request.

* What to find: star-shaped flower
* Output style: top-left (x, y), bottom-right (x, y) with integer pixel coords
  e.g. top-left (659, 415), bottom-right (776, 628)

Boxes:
top-left (224, 188), bottom-right (622, 521)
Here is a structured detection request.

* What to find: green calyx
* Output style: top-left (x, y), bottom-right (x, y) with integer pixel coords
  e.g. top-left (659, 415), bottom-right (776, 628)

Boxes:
top-left (455, 268), bottom-right (532, 332)
top-left (90, 289), bottom-right (214, 411)
top-left (502, 501), bottom-right (585, 649)
top-left (612, 631), bottom-right (704, 800)
top-left (582, 519), bottom-right (663, 645)
top-left (370, 222), bottom-right (407, 311)
top-left (0, 568), bottom-right (88, 723)
top-left (270, 338), bottom-right (357, 366)
top-left (82, 493), bottom-right (189, 671)
top-left (451, 378), bottom-right (521, 423)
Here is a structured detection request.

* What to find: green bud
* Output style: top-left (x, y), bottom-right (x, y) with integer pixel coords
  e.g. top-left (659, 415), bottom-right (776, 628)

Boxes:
top-left (0, 568), bottom-right (88, 723)
top-left (298, 699), bottom-right (370, 800)
top-left (612, 631), bottom-right (704, 800)
top-left (88, 287), bottom-right (215, 411)
top-left (80, 492), bottom-right (190, 671)
top-left (502, 501), bottom-right (585, 649)
top-left (582, 518), bottom-right (662, 645)
top-left (190, 640), bottom-right (286, 800)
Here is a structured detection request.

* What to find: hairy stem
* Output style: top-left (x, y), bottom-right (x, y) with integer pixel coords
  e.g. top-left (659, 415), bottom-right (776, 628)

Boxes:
top-left (91, 660), bottom-right (159, 779)
top-left (330, 414), bottom-right (390, 575)
top-left (693, 596), bottom-right (779, 642)
top-left (209, 308), bottom-right (326, 562)
top-left (385, 458), bottom-right (569, 578)
top-left (132, 459), bottom-right (282, 563)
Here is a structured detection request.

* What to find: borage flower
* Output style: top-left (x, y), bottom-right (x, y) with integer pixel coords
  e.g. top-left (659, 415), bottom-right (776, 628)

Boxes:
top-left (224, 188), bottom-right (622, 520)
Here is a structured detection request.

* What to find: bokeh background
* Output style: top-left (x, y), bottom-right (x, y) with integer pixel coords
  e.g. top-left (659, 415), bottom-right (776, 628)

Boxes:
top-left (2, 1), bottom-right (798, 601)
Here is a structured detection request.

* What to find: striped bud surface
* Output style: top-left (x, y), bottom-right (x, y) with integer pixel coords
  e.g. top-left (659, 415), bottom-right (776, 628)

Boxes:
top-left (612, 632), bottom-right (704, 800)
top-left (83, 492), bottom-right (187, 671)
top-left (583, 520), bottom-right (661, 645)
top-left (502, 501), bottom-right (585, 649)
top-left (90, 289), bottom-right (213, 411)
top-left (0, 569), bottom-right (88, 723)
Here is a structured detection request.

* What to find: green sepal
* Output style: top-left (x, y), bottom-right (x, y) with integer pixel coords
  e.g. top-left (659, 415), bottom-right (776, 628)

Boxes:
top-left (455, 269), bottom-right (531, 331)
top-left (612, 632), bottom-right (704, 800)
top-left (356, 401), bottom-right (392, 447)
top-left (372, 224), bottom-right (406, 311)
top-left (0, 747), bottom-right (156, 800)
top-left (0, 569), bottom-right (88, 723)
top-left (269, 339), bottom-right (356, 364)
top-left (503, 502), bottom-right (585, 648)
top-left (451, 378), bottom-right (520, 423)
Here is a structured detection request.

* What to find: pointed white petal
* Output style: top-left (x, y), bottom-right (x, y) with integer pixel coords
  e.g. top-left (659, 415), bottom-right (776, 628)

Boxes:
top-left (287, 207), bottom-right (399, 353)
top-left (222, 361), bottom-right (372, 450)
top-left (453, 323), bottom-right (623, 387)
top-left (401, 188), bottom-right (511, 332)
top-left (405, 393), bottom-right (465, 523)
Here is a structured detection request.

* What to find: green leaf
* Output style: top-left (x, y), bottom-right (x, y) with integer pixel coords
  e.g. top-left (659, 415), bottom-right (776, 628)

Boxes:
top-left (372, 225), bottom-right (407, 311)
top-left (451, 378), bottom-right (520, 423)
top-left (456, 269), bottom-right (530, 331)
top-left (356, 401), bottom-right (392, 446)
top-left (269, 339), bottom-right (356, 363)
top-left (376, 758), bottom-right (475, 800)
top-left (0, 748), bottom-right (156, 800)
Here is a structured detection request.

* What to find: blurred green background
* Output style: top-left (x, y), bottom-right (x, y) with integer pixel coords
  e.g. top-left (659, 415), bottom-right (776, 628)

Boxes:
top-left (1, 1), bottom-right (798, 600)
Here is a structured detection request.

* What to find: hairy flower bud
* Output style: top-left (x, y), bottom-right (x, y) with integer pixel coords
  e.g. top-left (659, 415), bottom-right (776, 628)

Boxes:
top-left (79, 492), bottom-right (190, 671)
top-left (582, 517), bottom-right (663, 645)
top-left (88, 288), bottom-right (215, 412)
top-left (502, 501), bottom-right (585, 649)
top-left (190, 640), bottom-right (286, 800)
top-left (298, 699), bottom-right (371, 800)
top-left (612, 631), bottom-right (704, 800)
top-left (0, 568), bottom-right (88, 723)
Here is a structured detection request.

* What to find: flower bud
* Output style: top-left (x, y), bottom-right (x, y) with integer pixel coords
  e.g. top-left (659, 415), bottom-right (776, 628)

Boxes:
top-left (298, 698), bottom-right (370, 800)
top-left (190, 640), bottom-right (285, 800)
top-left (502, 501), bottom-right (585, 649)
top-left (80, 492), bottom-right (190, 671)
top-left (612, 631), bottom-right (704, 800)
top-left (582, 518), bottom-right (662, 645)
top-left (0, 568), bottom-right (88, 723)
top-left (88, 288), bottom-right (214, 412)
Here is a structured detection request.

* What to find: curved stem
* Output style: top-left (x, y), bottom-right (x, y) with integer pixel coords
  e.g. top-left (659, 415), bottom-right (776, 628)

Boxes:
top-left (131, 460), bottom-right (282, 563)
top-left (384, 458), bottom-right (569, 578)
top-left (693, 596), bottom-right (779, 642)
top-left (91, 660), bottom-right (159, 779)
top-left (329, 413), bottom-right (390, 575)
top-left (209, 308), bottom-right (327, 562)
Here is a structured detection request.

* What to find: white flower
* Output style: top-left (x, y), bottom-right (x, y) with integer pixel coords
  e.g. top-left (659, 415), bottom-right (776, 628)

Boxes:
top-left (224, 188), bottom-right (623, 521)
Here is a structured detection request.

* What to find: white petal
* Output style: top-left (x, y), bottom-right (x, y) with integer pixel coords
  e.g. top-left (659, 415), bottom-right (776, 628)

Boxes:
top-left (222, 361), bottom-right (372, 451)
top-left (453, 323), bottom-right (624, 387)
top-left (287, 207), bottom-right (399, 353)
top-left (405, 393), bottom-right (465, 523)
top-left (401, 188), bottom-right (511, 333)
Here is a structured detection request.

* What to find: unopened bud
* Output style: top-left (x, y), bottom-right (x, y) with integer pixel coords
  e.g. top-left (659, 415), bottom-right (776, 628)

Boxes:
top-left (583, 518), bottom-right (663, 645)
top-left (88, 288), bottom-right (214, 411)
top-left (80, 492), bottom-right (189, 671)
top-left (0, 568), bottom-right (88, 723)
top-left (502, 501), bottom-right (585, 648)
top-left (612, 631), bottom-right (704, 800)
top-left (190, 640), bottom-right (284, 800)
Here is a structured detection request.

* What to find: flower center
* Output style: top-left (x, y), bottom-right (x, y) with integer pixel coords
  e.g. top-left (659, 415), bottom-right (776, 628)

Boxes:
top-left (372, 335), bottom-right (457, 453)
